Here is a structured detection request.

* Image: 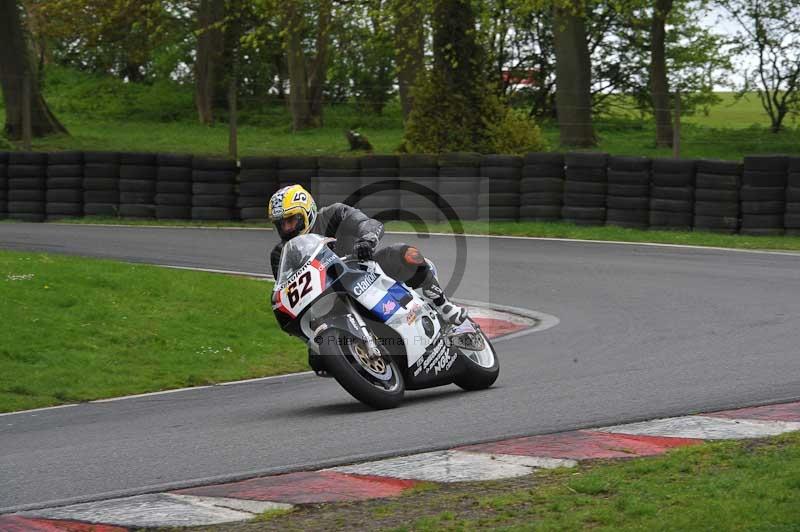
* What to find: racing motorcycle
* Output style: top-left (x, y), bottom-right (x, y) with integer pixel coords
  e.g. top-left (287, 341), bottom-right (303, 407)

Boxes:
top-left (272, 233), bottom-right (499, 409)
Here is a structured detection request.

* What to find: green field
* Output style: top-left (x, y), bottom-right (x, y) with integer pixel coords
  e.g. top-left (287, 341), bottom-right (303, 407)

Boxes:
top-left (205, 433), bottom-right (800, 531)
top-left (2, 68), bottom-right (799, 161)
top-left (0, 250), bottom-right (306, 413)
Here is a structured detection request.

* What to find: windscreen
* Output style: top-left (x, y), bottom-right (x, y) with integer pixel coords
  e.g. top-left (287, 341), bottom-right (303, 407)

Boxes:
top-left (277, 233), bottom-right (326, 285)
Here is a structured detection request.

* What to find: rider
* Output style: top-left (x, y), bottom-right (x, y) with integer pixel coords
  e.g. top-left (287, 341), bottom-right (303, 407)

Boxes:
top-left (268, 184), bottom-right (467, 325)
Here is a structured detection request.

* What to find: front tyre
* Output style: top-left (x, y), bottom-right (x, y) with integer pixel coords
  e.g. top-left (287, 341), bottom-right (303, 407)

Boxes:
top-left (454, 330), bottom-right (500, 391)
top-left (320, 329), bottom-right (405, 409)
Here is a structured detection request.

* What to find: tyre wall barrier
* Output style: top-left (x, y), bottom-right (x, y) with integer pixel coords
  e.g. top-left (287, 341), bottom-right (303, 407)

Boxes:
top-left (606, 156), bottom-right (651, 229)
top-left (46, 151), bottom-right (84, 220)
top-left (0, 152), bottom-right (8, 220)
top-left (694, 159), bottom-right (742, 234)
top-left (438, 152), bottom-right (481, 222)
top-left (359, 155), bottom-right (399, 221)
top-left (2, 151), bottom-right (799, 235)
top-left (479, 154), bottom-right (522, 221)
top-left (520, 152), bottom-right (564, 221)
top-left (119, 152), bottom-right (157, 219)
top-left (84, 151), bottom-right (120, 217)
top-left (740, 155), bottom-right (787, 236)
top-left (8, 152), bottom-right (47, 222)
top-left (156, 153), bottom-right (193, 220)
top-left (786, 157), bottom-right (800, 236)
top-left (238, 157), bottom-right (279, 222)
top-left (192, 157), bottom-right (238, 221)
top-left (649, 158), bottom-right (695, 230)
top-left (562, 152), bottom-right (608, 225)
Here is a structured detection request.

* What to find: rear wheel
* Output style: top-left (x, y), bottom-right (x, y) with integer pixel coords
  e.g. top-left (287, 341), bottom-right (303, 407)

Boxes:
top-left (454, 327), bottom-right (500, 391)
top-left (321, 329), bottom-right (405, 409)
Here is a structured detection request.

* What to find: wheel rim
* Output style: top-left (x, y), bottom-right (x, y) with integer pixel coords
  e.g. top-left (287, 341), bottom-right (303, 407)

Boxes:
top-left (347, 339), bottom-right (401, 391)
top-left (462, 332), bottom-right (496, 368)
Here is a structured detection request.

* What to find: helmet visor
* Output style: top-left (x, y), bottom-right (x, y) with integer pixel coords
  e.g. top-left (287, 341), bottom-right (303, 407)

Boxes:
top-left (275, 213), bottom-right (306, 240)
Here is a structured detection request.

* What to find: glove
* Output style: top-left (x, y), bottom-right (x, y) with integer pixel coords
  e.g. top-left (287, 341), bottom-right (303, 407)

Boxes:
top-left (354, 233), bottom-right (378, 261)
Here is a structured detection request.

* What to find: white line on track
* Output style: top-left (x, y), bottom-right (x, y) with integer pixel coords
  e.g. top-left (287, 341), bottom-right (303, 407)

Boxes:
top-left (51, 222), bottom-right (800, 257)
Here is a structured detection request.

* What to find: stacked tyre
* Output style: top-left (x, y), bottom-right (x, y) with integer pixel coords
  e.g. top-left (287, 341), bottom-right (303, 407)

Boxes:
top-left (786, 158), bottom-right (800, 236)
top-left (0, 152), bottom-right (8, 219)
top-left (479, 155), bottom-right (521, 221)
top-left (278, 157), bottom-right (317, 196)
top-left (238, 157), bottom-right (279, 222)
top-left (359, 155), bottom-right (399, 221)
top-left (397, 155), bottom-right (439, 222)
top-left (649, 158), bottom-right (695, 230)
top-left (316, 156), bottom-right (359, 207)
top-left (83, 152), bottom-right (119, 217)
top-left (519, 153), bottom-right (564, 221)
top-left (605, 156), bottom-right (651, 229)
top-left (119, 153), bottom-right (157, 218)
top-left (438, 152), bottom-right (481, 221)
top-left (739, 155), bottom-right (787, 236)
top-left (192, 158), bottom-right (238, 221)
top-left (8, 152), bottom-right (47, 222)
top-left (693, 160), bottom-right (742, 233)
top-left (562, 152), bottom-right (608, 225)
top-left (156, 154), bottom-right (193, 220)
top-left (46, 151), bottom-right (84, 220)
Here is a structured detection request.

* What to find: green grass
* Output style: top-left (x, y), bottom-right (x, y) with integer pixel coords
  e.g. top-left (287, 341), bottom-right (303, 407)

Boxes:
top-left (231, 433), bottom-right (800, 531)
top-left (2, 67), bottom-right (800, 160)
top-left (38, 217), bottom-right (800, 253)
top-left (0, 250), bottom-right (306, 413)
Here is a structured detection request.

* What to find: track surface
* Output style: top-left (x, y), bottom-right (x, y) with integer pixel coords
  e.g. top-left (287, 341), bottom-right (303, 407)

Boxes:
top-left (1, 223), bottom-right (800, 512)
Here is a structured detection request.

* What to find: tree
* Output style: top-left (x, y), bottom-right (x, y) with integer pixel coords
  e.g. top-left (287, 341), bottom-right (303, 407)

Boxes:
top-left (552, 0), bottom-right (596, 147)
top-left (281, 0), bottom-right (332, 130)
top-left (391, 0), bottom-right (425, 120)
top-left (195, 0), bottom-right (226, 124)
top-left (719, 0), bottom-right (800, 132)
top-left (651, 0), bottom-right (674, 147)
top-left (0, 0), bottom-right (67, 139)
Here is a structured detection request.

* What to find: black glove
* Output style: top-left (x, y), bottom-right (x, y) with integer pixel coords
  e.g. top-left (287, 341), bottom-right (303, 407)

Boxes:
top-left (354, 233), bottom-right (378, 261)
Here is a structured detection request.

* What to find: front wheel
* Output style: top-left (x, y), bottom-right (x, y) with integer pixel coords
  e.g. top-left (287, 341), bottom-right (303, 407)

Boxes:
top-left (454, 328), bottom-right (500, 391)
top-left (320, 329), bottom-right (405, 409)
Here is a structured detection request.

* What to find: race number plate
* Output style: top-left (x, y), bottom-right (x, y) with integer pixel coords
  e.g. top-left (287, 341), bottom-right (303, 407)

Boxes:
top-left (274, 259), bottom-right (326, 318)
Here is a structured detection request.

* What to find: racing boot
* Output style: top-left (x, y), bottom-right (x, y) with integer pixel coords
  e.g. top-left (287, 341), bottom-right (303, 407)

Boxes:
top-left (402, 246), bottom-right (468, 325)
top-left (419, 270), bottom-right (468, 325)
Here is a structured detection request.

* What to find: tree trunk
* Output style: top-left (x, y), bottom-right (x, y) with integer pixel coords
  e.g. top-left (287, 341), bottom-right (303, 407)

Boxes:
top-left (650, 0), bottom-right (673, 148)
top-left (195, 0), bottom-right (226, 125)
top-left (284, 0), bottom-right (330, 130)
top-left (285, 1), bottom-right (313, 130)
top-left (394, 0), bottom-right (425, 121)
top-left (308, 0), bottom-right (332, 126)
top-left (552, 2), bottom-right (595, 147)
top-left (0, 0), bottom-right (67, 140)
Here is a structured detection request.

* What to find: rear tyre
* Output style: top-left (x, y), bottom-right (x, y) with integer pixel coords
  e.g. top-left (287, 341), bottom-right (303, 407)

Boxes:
top-left (454, 328), bottom-right (500, 391)
top-left (321, 329), bottom-right (405, 409)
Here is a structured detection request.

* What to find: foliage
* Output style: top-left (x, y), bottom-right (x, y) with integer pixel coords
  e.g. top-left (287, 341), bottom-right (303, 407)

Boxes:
top-left (485, 107), bottom-right (548, 155)
top-left (42, 66), bottom-right (195, 122)
top-left (403, 71), bottom-right (547, 155)
top-left (716, 0), bottom-right (800, 132)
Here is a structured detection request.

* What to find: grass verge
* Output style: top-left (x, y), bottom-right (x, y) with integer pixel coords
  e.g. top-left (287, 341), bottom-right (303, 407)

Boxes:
top-left (0, 250), bottom-right (305, 413)
top-left (190, 432), bottom-right (800, 531)
top-left (31, 216), bottom-right (800, 253)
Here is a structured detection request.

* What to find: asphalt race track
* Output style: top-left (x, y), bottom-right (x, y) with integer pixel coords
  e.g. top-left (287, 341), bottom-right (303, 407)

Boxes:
top-left (1, 223), bottom-right (800, 512)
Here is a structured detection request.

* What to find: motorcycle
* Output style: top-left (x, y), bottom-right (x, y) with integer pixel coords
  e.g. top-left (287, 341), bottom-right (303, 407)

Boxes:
top-left (272, 233), bottom-right (499, 409)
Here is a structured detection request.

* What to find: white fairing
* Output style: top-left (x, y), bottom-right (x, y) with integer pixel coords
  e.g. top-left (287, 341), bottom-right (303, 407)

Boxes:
top-left (353, 261), bottom-right (441, 368)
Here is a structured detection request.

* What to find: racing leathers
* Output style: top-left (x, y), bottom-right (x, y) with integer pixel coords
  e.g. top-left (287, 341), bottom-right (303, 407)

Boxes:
top-left (270, 202), bottom-right (467, 326)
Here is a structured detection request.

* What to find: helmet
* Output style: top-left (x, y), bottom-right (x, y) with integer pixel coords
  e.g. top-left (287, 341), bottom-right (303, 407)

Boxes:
top-left (268, 184), bottom-right (317, 240)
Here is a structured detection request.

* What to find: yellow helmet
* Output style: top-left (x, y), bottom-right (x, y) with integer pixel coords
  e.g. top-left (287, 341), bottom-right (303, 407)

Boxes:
top-left (268, 184), bottom-right (318, 240)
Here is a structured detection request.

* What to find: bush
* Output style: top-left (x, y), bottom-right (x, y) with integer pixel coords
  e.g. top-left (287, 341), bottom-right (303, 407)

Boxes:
top-left (403, 72), bottom-right (547, 155)
top-left (0, 136), bottom-right (12, 150)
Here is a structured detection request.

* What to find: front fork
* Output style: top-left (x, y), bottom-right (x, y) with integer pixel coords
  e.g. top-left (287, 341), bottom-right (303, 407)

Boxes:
top-left (345, 299), bottom-right (383, 360)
